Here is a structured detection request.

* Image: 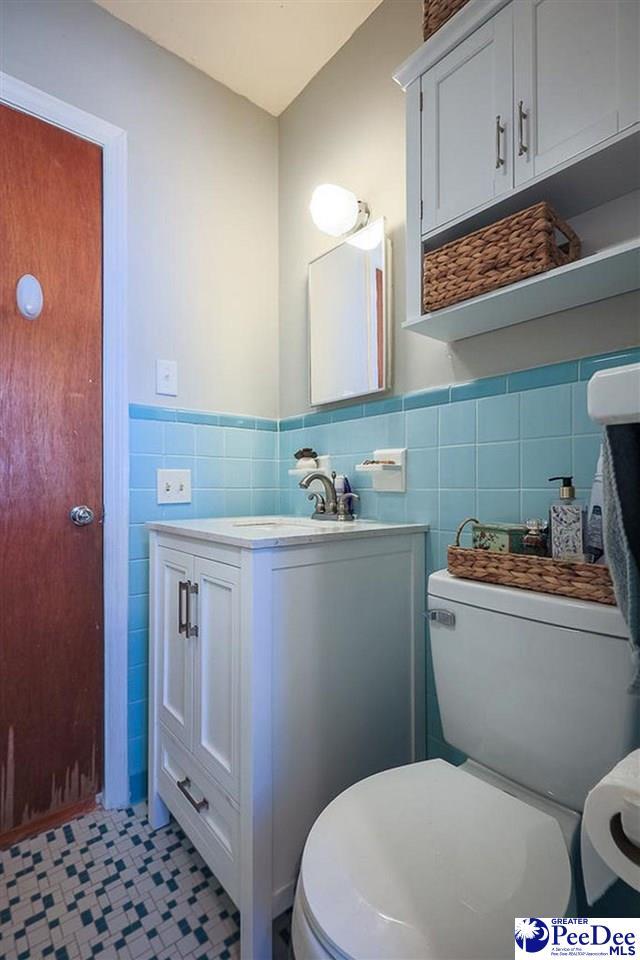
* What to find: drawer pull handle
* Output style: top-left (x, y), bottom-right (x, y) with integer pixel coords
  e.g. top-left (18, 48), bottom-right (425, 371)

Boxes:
top-left (178, 581), bottom-right (189, 635)
top-left (426, 609), bottom-right (456, 626)
top-left (518, 100), bottom-right (528, 156)
top-left (177, 776), bottom-right (209, 812)
top-left (495, 115), bottom-right (505, 168)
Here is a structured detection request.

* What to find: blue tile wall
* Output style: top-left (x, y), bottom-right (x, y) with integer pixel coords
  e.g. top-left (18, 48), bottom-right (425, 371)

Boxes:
top-left (127, 348), bottom-right (639, 801)
top-left (127, 405), bottom-right (278, 803)
top-left (277, 347), bottom-right (639, 766)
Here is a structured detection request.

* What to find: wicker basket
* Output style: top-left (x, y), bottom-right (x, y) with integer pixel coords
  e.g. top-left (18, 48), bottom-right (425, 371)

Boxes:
top-left (447, 519), bottom-right (616, 605)
top-left (423, 0), bottom-right (471, 41)
top-left (423, 201), bottom-right (581, 314)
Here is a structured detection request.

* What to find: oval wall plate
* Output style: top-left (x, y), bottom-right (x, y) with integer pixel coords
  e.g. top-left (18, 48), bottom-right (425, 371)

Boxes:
top-left (16, 274), bottom-right (44, 319)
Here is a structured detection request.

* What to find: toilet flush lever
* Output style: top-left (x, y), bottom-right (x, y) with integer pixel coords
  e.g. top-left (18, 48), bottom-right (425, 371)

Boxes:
top-left (426, 609), bottom-right (456, 626)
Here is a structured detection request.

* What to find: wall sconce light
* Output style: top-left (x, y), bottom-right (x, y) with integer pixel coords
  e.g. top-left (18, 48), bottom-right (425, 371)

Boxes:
top-left (309, 184), bottom-right (370, 237)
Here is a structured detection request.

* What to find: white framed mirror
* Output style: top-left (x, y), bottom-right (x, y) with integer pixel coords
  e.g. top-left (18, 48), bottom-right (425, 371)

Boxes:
top-left (308, 217), bottom-right (391, 406)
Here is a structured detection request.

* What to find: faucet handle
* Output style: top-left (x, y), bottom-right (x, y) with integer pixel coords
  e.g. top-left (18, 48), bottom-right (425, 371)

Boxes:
top-left (307, 492), bottom-right (326, 514)
top-left (337, 491), bottom-right (360, 519)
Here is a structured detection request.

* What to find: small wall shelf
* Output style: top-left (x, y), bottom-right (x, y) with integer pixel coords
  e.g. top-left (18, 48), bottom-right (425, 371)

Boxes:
top-left (404, 239), bottom-right (640, 343)
top-left (355, 449), bottom-right (406, 492)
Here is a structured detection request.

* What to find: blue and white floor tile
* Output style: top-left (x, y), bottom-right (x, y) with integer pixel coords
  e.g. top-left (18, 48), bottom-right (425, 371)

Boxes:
top-left (0, 805), bottom-right (291, 960)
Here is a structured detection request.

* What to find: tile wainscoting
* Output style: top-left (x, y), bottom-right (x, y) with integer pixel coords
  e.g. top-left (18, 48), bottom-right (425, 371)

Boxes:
top-left (127, 347), bottom-right (639, 801)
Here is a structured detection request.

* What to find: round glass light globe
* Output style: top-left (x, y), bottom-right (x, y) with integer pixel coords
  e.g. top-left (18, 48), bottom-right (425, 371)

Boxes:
top-left (309, 184), bottom-right (360, 237)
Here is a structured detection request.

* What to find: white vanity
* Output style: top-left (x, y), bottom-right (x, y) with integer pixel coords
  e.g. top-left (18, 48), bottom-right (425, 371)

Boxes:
top-left (146, 516), bottom-right (426, 959)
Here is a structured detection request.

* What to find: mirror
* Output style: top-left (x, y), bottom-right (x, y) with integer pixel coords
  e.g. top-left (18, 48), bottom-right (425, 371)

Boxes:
top-left (308, 217), bottom-right (390, 406)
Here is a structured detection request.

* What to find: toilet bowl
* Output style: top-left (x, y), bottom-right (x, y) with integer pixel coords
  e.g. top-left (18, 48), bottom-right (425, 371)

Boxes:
top-left (292, 758), bottom-right (574, 960)
top-left (292, 571), bottom-right (635, 960)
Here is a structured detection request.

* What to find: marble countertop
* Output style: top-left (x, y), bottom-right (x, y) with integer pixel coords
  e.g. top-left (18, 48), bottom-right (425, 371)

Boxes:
top-left (146, 516), bottom-right (428, 549)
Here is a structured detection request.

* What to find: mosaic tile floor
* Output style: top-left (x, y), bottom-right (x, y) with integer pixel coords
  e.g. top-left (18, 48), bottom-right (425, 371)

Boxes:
top-left (0, 806), bottom-right (291, 960)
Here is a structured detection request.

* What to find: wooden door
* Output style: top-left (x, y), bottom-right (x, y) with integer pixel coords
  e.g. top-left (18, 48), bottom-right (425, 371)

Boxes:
top-left (514, 0), bottom-right (640, 185)
top-left (192, 557), bottom-right (240, 800)
top-left (421, 4), bottom-right (513, 230)
top-left (154, 546), bottom-right (194, 750)
top-left (0, 104), bottom-right (103, 843)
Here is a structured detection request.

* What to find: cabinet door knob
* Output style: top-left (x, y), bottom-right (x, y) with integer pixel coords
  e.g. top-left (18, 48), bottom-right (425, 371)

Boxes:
top-left (495, 115), bottom-right (505, 168)
top-left (518, 100), bottom-right (528, 156)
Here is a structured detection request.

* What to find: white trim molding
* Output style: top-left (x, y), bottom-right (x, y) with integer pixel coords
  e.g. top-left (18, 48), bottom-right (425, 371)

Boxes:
top-left (0, 72), bottom-right (130, 808)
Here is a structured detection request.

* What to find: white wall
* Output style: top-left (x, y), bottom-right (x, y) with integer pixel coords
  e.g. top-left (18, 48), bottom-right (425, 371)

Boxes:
top-left (1, 0), bottom-right (279, 418)
top-left (278, 0), bottom-right (640, 418)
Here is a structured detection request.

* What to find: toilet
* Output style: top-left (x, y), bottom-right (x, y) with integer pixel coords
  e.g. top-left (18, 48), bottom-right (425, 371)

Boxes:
top-left (292, 570), bottom-right (636, 960)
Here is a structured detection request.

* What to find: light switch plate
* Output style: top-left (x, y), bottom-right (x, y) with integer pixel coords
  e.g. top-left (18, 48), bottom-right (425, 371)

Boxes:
top-left (156, 359), bottom-right (178, 396)
top-left (157, 468), bottom-right (191, 504)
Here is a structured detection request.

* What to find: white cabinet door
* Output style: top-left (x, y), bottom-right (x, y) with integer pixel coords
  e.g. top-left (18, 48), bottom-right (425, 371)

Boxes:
top-left (514, 0), bottom-right (640, 185)
top-left (421, 4), bottom-right (513, 230)
top-left (155, 546), bottom-right (194, 750)
top-left (192, 557), bottom-right (240, 800)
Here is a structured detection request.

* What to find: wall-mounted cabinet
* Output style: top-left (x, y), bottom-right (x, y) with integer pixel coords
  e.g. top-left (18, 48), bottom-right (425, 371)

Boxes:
top-left (395, 0), bottom-right (640, 340)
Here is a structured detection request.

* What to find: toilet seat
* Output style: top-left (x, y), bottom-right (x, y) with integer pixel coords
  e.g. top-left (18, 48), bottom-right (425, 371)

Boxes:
top-left (297, 759), bottom-right (572, 960)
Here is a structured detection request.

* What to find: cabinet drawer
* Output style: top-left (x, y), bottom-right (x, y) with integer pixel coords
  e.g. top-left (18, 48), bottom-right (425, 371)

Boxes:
top-left (158, 725), bottom-right (240, 906)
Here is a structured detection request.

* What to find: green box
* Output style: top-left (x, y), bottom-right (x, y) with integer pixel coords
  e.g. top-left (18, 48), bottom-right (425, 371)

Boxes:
top-left (472, 522), bottom-right (527, 554)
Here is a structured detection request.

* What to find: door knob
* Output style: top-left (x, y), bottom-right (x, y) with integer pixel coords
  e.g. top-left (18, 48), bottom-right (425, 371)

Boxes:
top-left (69, 505), bottom-right (95, 526)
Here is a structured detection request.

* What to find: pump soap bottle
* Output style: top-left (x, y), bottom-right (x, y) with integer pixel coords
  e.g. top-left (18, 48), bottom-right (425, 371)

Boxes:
top-left (548, 476), bottom-right (586, 562)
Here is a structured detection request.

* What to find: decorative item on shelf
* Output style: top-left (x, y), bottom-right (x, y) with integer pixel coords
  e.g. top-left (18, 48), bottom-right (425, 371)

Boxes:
top-left (523, 519), bottom-right (549, 558)
top-left (423, 0), bottom-right (472, 42)
top-left (294, 448), bottom-right (319, 470)
top-left (423, 201), bottom-right (581, 313)
top-left (355, 448), bottom-right (406, 492)
top-left (448, 518), bottom-right (615, 605)
top-left (472, 521), bottom-right (527, 555)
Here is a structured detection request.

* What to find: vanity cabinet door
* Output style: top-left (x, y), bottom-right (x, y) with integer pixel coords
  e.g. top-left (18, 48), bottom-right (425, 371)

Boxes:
top-left (192, 558), bottom-right (241, 801)
top-left (514, 0), bottom-right (640, 185)
top-left (421, 4), bottom-right (513, 231)
top-left (155, 546), bottom-right (195, 750)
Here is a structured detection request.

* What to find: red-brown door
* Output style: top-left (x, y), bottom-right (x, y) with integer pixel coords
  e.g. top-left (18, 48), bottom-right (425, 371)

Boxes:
top-left (0, 104), bottom-right (104, 845)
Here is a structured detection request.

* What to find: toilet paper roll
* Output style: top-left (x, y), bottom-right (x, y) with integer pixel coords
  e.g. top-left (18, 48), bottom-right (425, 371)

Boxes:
top-left (581, 750), bottom-right (640, 904)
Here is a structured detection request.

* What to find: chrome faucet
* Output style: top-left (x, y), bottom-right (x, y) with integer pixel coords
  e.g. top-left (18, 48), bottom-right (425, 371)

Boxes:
top-left (298, 471), bottom-right (359, 521)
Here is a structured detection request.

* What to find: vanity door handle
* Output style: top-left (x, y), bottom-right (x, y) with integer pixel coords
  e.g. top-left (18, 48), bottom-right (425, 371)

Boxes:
top-left (177, 776), bottom-right (209, 813)
top-left (518, 100), bottom-right (528, 156)
top-left (186, 581), bottom-right (198, 639)
top-left (178, 580), bottom-right (189, 635)
top-left (495, 115), bottom-right (505, 169)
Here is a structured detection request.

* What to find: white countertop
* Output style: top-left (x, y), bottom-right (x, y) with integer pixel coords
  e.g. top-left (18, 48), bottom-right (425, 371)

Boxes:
top-left (146, 516), bottom-right (428, 549)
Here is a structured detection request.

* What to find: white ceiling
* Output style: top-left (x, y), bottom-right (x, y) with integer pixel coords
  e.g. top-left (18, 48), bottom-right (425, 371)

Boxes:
top-left (95, 0), bottom-right (384, 116)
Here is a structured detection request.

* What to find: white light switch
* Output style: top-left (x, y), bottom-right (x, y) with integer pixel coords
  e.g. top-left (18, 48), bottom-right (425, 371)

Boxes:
top-left (156, 359), bottom-right (178, 396)
top-left (157, 469), bottom-right (191, 504)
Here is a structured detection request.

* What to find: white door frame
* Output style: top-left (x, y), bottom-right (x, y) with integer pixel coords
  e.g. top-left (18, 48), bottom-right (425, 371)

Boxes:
top-left (0, 73), bottom-right (129, 808)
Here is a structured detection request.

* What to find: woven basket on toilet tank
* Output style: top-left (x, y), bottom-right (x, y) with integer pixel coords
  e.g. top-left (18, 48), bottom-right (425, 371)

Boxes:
top-left (423, 201), bottom-right (581, 313)
top-left (447, 519), bottom-right (616, 606)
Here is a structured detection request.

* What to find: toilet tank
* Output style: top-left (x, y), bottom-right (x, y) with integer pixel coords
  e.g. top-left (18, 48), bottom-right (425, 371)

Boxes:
top-left (428, 571), bottom-right (638, 812)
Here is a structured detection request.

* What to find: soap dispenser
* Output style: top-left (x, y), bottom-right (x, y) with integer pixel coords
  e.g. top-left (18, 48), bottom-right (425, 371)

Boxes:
top-left (548, 476), bottom-right (586, 562)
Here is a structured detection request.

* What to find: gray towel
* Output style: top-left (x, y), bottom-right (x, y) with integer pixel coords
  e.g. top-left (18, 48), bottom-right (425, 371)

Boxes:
top-left (602, 426), bottom-right (640, 693)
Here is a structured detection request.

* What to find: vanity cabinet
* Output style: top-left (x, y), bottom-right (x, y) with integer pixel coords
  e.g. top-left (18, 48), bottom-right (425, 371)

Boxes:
top-left (147, 518), bottom-right (426, 960)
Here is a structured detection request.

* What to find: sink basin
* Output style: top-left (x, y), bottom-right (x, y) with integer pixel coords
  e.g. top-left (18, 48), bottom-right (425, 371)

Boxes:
top-left (231, 518), bottom-right (321, 529)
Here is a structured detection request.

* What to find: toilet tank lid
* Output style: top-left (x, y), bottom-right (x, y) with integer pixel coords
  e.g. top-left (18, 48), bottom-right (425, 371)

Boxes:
top-left (428, 570), bottom-right (628, 638)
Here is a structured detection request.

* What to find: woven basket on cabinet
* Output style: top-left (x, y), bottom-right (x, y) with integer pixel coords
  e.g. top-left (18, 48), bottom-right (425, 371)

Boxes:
top-left (422, 201), bottom-right (581, 314)
top-left (423, 0), bottom-right (472, 41)
top-left (447, 519), bottom-right (616, 605)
